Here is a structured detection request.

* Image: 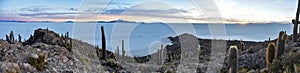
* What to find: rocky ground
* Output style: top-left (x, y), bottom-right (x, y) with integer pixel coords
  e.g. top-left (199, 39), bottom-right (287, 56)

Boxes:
top-left (136, 33), bottom-right (300, 73)
top-left (0, 28), bottom-right (299, 73)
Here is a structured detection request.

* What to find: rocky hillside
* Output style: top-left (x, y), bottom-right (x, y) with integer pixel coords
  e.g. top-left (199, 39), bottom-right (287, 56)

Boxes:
top-left (157, 33), bottom-right (300, 73)
top-left (0, 28), bottom-right (128, 73)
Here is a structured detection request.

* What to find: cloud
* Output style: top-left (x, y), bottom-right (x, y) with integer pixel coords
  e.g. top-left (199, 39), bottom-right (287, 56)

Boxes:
top-left (20, 7), bottom-right (53, 12)
top-left (277, 0), bottom-right (283, 3)
top-left (19, 12), bottom-right (77, 16)
top-left (66, 8), bottom-right (78, 11)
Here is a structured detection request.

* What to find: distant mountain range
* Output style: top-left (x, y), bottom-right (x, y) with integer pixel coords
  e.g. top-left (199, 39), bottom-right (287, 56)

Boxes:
top-left (0, 19), bottom-right (142, 23)
top-left (0, 19), bottom-right (290, 24)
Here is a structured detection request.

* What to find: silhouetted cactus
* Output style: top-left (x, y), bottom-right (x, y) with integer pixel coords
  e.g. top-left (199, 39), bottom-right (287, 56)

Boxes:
top-left (64, 32), bottom-right (69, 39)
top-left (67, 32), bottom-right (69, 38)
top-left (6, 31), bottom-right (15, 44)
top-left (18, 34), bottom-right (21, 42)
top-left (10, 31), bottom-right (14, 42)
top-left (292, 0), bottom-right (300, 42)
top-left (277, 31), bottom-right (287, 58)
top-left (5, 35), bottom-right (9, 42)
top-left (266, 42), bottom-right (277, 68)
top-left (228, 46), bottom-right (238, 73)
top-left (101, 26), bottom-right (106, 60)
top-left (122, 40), bottom-right (125, 61)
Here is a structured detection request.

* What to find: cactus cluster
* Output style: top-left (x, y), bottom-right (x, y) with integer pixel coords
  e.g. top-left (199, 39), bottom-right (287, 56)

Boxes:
top-left (61, 31), bottom-right (72, 52)
top-left (266, 42), bottom-right (277, 68)
top-left (29, 54), bottom-right (47, 71)
top-left (5, 31), bottom-right (15, 44)
top-left (228, 46), bottom-right (238, 73)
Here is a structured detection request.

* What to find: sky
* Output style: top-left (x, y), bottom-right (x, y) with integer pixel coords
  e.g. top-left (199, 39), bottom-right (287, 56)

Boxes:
top-left (0, 0), bottom-right (297, 23)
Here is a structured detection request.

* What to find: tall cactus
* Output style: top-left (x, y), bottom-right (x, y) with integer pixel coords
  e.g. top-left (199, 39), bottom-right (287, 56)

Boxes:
top-left (5, 35), bottom-right (9, 43)
top-left (240, 42), bottom-right (244, 52)
top-left (101, 26), bottom-right (106, 60)
top-left (167, 51), bottom-right (173, 63)
top-left (266, 42), bottom-right (277, 68)
top-left (277, 31), bottom-right (287, 58)
top-left (292, 0), bottom-right (300, 42)
top-left (228, 46), bottom-right (238, 73)
top-left (10, 31), bottom-right (14, 42)
top-left (158, 49), bottom-right (160, 65)
top-left (160, 44), bottom-right (164, 65)
top-left (295, 64), bottom-right (299, 73)
top-left (66, 32), bottom-right (69, 38)
top-left (18, 34), bottom-right (21, 42)
top-left (115, 46), bottom-right (119, 60)
top-left (122, 40), bottom-right (125, 61)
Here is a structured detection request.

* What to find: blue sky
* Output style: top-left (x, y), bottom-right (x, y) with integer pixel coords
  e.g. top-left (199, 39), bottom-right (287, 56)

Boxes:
top-left (0, 0), bottom-right (297, 23)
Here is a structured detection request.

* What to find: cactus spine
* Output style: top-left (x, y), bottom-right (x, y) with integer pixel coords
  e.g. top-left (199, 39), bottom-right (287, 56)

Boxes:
top-left (277, 31), bottom-right (287, 58)
top-left (266, 42), bottom-right (277, 68)
top-left (228, 46), bottom-right (238, 73)
top-left (101, 26), bottom-right (106, 60)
